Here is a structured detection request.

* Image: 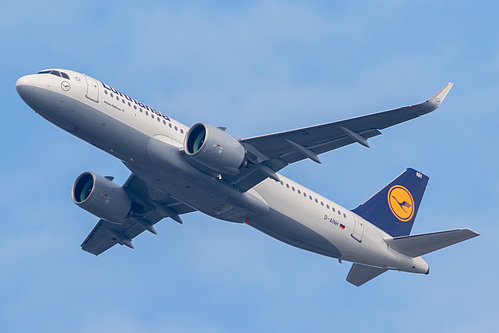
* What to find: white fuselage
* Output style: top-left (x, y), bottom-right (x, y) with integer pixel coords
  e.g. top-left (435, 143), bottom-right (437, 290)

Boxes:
top-left (16, 69), bottom-right (429, 274)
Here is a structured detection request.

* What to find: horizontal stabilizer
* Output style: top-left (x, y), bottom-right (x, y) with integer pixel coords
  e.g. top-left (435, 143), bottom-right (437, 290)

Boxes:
top-left (385, 228), bottom-right (479, 258)
top-left (346, 263), bottom-right (388, 287)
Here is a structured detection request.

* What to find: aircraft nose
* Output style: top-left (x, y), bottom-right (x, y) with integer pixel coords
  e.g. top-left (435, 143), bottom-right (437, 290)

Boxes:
top-left (16, 74), bottom-right (45, 104)
top-left (16, 75), bottom-right (35, 98)
top-left (16, 74), bottom-right (34, 89)
top-left (16, 75), bottom-right (27, 87)
top-left (16, 74), bottom-right (50, 111)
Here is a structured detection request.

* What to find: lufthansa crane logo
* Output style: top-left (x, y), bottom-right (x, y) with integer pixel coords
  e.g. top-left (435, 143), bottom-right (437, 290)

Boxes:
top-left (387, 185), bottom-right (414, 222)
top-left (61, 81), bottom-right (71, 91)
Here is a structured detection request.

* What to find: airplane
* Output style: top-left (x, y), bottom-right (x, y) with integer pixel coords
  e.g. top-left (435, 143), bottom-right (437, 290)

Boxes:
top-left (16, 69), bottom-right (478, 286)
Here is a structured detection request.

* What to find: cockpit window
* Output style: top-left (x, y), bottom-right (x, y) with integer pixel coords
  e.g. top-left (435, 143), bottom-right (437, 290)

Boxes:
top-left (37, 70), bottom-right (70, 80)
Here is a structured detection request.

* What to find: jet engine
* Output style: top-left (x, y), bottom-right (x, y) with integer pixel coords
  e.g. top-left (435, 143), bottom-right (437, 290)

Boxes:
top-left (71, 171), bottom-right (132, 223)
top-left (184, 123), bottom-right (246, 175)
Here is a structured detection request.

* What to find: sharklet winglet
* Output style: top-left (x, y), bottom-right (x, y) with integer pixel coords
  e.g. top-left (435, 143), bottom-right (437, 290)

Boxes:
top-left (428, 82), bottom-right (453, 106)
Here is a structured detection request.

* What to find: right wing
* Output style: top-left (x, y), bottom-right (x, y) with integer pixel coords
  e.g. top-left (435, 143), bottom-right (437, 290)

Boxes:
top-left (223, 83), bottom-right (453, 191)
top-left (81, 174), bottom-right (196, 255)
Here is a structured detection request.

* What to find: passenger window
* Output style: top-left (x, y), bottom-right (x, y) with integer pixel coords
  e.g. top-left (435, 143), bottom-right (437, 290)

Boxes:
top-left (175, 126), bottom-right (178, 131)
top-left (343, 213), bottom-right (346, 218)
top-left (180, 129), bottom-right (184, 134)
top-left (104, 90), bottom-right (108, 95)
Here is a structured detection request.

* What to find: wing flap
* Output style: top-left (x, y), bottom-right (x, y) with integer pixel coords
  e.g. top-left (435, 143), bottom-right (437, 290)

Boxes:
top-left (81, 220), bottom-right (117, 255)
top-left (278, 128), bottom-right (382, 164)
top-left (81, 216), bottom-right (163, 255)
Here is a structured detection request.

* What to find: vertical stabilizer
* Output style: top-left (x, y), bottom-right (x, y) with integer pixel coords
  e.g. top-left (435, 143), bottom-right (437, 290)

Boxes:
top-left (352, 168), bottom-right (429, 237)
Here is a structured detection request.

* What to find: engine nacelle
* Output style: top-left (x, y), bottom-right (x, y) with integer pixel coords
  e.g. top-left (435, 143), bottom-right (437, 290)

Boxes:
top-left (71, 172), bottom-right (132, 223)
top-left (184, 123), bottom-right (246, 175)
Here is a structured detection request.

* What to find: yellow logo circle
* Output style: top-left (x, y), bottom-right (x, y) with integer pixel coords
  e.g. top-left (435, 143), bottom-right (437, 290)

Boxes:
top-left (387, 185), bottom-right (414, 222)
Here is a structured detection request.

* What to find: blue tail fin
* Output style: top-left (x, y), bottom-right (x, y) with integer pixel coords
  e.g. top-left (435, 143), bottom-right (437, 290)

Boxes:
top-left (352, 168), bottom-right (429, 237)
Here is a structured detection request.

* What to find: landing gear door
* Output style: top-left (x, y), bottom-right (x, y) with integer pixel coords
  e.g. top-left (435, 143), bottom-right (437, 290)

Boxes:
top-left (351, 214), bottom-right (364, 243)
top-left (84, 75), bottom-right (99, 103)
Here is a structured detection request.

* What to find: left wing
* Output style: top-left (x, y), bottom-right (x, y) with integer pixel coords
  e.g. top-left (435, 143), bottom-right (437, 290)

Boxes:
top-left (223, 83), bottom-right (453, 191)
top-left (81, 174), bottom-right (196, 255)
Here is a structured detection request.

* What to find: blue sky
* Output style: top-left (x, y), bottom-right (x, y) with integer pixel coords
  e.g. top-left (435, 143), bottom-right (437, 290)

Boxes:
top-left (1, 1), bottom-right (497, 332)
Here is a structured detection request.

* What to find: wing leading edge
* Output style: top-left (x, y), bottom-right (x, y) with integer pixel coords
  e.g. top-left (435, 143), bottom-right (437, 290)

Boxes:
top-left (223, 83), bottom-right (453, 191)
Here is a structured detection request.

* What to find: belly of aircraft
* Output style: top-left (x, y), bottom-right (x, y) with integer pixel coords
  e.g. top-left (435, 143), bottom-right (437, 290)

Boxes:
top-left (247, 209), bottom-right (342, 259)
top-left (29, 87), bottom-right (340, 258)
top-left (127, 163), bottom-right (261, 223)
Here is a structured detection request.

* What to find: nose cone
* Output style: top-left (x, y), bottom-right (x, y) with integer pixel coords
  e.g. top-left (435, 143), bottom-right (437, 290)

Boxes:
top-left (16, 74), bottom-right (35, 89)
top-left (16, 75), bottom-right (30, 88)
top-left (16, 74), bottom-right (37, 101)
top-left (16, 74), bottom-right (51, 114)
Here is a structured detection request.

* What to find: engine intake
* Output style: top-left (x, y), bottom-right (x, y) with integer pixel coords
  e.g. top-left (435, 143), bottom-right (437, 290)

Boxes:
top-left (72, 172), bottom-right (132, 223)
top-left (184, 123), bottom-right (246, 175)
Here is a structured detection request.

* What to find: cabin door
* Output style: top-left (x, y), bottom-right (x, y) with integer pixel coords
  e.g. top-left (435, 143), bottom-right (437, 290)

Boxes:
top-left (351, 214), bottom-right (365, 243)
top-left (84, 75), bottom-right (99, 102)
